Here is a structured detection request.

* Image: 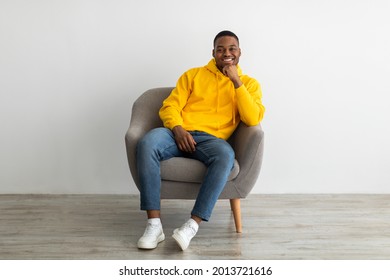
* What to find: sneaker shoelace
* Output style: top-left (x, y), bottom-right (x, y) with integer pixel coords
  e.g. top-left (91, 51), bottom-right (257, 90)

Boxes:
top-left (180, 222), bottom-right (197, 238)
top-left (143, 223), bottom-right (161, 236)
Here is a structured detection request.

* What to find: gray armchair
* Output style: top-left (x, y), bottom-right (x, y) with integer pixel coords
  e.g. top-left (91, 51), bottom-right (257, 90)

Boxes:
top-left (125, 87), bottom-right (264, 233)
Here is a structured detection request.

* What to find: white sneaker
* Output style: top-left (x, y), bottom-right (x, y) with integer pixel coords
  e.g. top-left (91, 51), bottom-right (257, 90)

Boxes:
top-left (172, 219), bottom-right (199, 250)
top-left (137, 221), bottom-right (165, 249)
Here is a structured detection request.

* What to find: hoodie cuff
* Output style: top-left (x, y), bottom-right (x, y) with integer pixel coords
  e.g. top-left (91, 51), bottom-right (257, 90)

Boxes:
top-left (235, 84), bottom-right (248, 96)
top-left (164, 120), bottom-right (183, 130)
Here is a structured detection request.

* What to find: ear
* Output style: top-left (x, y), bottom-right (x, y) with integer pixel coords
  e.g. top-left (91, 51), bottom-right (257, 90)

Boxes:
top-left (212, 49), bottom-right (216, 58)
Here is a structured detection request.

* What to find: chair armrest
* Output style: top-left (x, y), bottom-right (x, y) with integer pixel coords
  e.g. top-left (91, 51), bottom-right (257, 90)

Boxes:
top-left (124, 88), bottom-right (173, 188)
top-left (124, 101), bottom-right (159, 189)
top-left (125, 120), bottom-right (143, 189)
top-left (230, 122), bottom-right (265, 187)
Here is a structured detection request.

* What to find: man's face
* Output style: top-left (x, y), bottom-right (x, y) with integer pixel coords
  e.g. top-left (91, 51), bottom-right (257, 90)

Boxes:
top-left (213, 36), bottom-right (241, 72)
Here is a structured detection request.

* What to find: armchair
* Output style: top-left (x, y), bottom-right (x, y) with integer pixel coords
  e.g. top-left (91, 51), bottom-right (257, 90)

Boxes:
top-left (125, 87), bottom-right (264, 233)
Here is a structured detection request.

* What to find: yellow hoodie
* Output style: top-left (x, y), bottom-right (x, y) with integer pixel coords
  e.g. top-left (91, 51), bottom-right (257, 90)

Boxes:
top-left (159, 59), bottom-right (265, 140)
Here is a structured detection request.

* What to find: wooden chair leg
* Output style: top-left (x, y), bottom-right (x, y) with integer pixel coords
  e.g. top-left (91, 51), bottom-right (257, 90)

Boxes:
top-left (230, 198), bottom-right (242, 233)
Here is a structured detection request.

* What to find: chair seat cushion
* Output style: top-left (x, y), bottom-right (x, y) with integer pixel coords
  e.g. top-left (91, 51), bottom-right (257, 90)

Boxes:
top-left (160, 157), bottom-right (240, 183)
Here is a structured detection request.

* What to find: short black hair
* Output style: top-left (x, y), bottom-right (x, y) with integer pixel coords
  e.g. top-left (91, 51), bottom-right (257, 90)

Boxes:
top-left (213, 30), bottom-right (239, 47)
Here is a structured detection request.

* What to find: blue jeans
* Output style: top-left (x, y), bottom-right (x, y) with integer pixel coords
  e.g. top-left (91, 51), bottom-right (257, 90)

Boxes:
top-left (136, 127), bottom-right (235, 221)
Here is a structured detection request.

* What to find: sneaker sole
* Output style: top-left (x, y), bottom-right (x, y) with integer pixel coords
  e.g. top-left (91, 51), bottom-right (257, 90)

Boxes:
top-left (172, 230), bottom-right (188, 251)
top-left (137, 233), bottom-right (165, 249)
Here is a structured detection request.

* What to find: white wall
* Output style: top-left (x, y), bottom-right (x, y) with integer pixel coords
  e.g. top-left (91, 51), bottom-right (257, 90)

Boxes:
top-left (1, 0), bottom-right (389, 194)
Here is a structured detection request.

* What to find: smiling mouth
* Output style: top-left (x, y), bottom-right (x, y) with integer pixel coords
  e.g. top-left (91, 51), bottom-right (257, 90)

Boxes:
top-left (223, 58), bottom-right (234, 62)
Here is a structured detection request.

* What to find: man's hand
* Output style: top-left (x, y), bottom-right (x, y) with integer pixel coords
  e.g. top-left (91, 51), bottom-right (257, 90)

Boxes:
top-left (172, 125), bottom-right (196, 153)
top-left (223, 65), bottom-right (243, 88)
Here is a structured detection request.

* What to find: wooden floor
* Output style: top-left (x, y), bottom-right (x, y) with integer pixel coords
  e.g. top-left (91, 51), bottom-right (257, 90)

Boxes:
top-left (0, 194), bottom-right (389, 260)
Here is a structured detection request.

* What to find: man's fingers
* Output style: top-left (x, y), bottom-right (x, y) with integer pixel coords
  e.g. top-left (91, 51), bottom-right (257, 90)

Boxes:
top-left (188, 140), bottom-right (196, 152)
top-left (223, 67), bottom-right (228, 76)
top-left (184, 139), bottom-right (195, 152)
top-left (173, 127), bottom-right (196, 152)
top-left (179, 136), bottom-right (196, 153)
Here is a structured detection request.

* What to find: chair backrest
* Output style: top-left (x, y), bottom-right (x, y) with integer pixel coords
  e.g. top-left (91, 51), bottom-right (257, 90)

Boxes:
top-left (130, 87), bottom-right (174, 132)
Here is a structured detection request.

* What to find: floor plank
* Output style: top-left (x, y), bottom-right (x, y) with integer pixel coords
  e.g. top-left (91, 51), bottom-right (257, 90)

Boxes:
top-left (0, 194), bottom-right (389, 259)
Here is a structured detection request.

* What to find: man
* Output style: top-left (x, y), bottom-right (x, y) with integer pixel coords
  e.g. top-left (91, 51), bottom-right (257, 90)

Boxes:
top-left (136, 30), bottom-right (265, 250)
